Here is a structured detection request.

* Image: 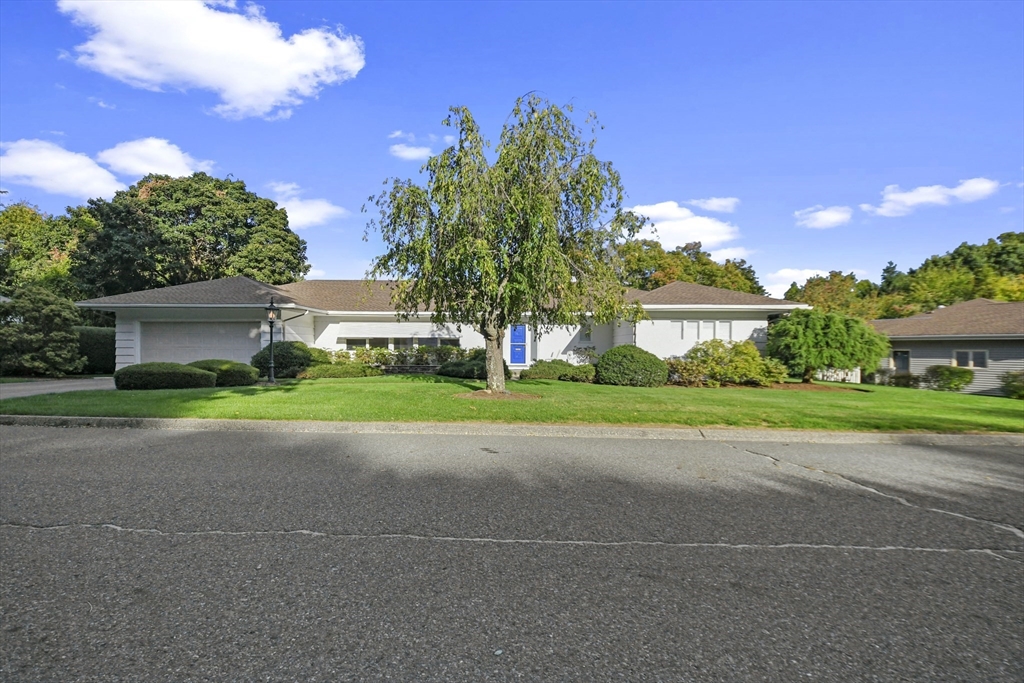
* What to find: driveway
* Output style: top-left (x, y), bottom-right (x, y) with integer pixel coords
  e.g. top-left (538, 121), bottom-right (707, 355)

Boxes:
top-left (1, 425), bottom-right (1021, 681)
top-left (0, 377), bottom-right (115, 400)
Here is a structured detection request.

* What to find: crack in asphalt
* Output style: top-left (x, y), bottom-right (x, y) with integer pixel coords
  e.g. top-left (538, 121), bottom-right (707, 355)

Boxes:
top-left (1, 522), bottom-right (1020, 563)
top-left (728, 443), bottom-right (1024, 541)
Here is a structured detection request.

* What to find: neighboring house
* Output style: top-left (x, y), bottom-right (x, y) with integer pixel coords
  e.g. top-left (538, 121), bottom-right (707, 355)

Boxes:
top-left (76, 276), bottom-right (806, 371)
top-left (870, 299), bottom-right (1024, 395)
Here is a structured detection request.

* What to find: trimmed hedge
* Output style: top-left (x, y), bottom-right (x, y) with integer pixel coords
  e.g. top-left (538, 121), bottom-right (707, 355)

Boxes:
top-left (922, 365), bottom-right (974, 392)
top-left (114, 362), bottom-right (216, 390)
top-left (595, 345), bottom-right (668, 387)
top-left (250, 341), bottom-right (314, 378)
top-left (558, 364), bottom-right (595, 383)
top-left (519, 359), bottom-right (575, 380)
top-left (437, 357), bottom-right (511, 380)
top-left (186, 359), bottom-right (259, 386)
top-left (307, 347), bottom-right (333, 365)
top-left (297, 363), bottom-right (383, 379)
top-left (74, 326), bottom-right (116, 374)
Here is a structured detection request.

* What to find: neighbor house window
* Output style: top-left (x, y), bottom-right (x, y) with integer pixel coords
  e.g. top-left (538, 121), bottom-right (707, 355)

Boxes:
top-left (893, 350), bottom-right (910, 373)
top-left (954, 350), bottom-right (987, 368)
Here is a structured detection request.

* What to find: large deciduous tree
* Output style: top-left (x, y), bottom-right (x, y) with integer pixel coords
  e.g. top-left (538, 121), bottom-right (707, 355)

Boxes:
top-left (366, 96), bottom-right (644, 392)
top-left (618, 239), bottom-right (765, 295)
top-left (75, 173), bottom-right (309, 297)
top-left (766, 308), bottom-right (890, 383)
top-left (0, 286), bottom-right (85, 377)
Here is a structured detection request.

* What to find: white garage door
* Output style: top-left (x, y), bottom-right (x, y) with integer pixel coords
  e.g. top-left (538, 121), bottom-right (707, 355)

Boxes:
top-left (140, 322), bottom-right (262, 365)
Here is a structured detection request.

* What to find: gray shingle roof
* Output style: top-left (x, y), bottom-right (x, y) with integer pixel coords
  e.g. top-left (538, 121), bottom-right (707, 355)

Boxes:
top-left (870, 299), bottom-right (1024, 337)
top-left (634, 280), bottom-right (793, 306)
top-left (79, 276), bottom-right (798, 311)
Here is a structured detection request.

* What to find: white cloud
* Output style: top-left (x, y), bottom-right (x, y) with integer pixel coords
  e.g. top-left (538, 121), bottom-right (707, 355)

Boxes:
top-left (268, 182), bottom-right (348, 229)
top-left (794, 205), bottom-right (853, 229)
top-left (443, 135), bottom-right (456, 145)
top-left (709, 246), bottom-right (753, 262)
top-left (860, 177), bottom-right (1000, 217)
top-left (389, 143), bottom-right (432, 161)
top-left (631, 200), bottom-right (739, 249)
top-left (0, 139), bottom-right (125, 199)
top-left (88, 96), bottom-right (116, 109)
top-left (762, 268), bottom-right (830, 299)
top-left (687, 197), bottom-right (739, 213)
top-left (58, 0), bottom-right (365, 120)
top-left (96, 137), bottom-right (213, 177)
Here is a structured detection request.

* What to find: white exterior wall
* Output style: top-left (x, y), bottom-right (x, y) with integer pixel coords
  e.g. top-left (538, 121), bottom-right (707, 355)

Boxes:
top-left (532, 322), bottom-right (615, 363)
top-left (114, 319), bottom-right (139, 370)
top-left (634, 311), bottom-right (770, 360)
top-left (261, 311), bottom-right (314, 347)
top-left (312, 315), bottom-right (483, 351)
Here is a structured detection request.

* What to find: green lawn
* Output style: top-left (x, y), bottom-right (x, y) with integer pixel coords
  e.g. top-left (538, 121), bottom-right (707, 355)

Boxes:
top-left (1, 375), bottom-right (1021, 433)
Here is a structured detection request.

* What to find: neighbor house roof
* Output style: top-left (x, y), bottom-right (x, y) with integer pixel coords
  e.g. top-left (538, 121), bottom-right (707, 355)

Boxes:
top-left (870, 299), bottom-right (1024, 338)
top-left (78, 275), bottom-right (801, 312)
top-left (634, 280), bottom-right (794, 307)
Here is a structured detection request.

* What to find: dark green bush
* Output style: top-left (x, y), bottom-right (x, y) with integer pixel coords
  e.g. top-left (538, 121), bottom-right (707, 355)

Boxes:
top-left (437, 357), bottom-right (511, 380)
top-left (520, 359), bottom-right (574, 380)
top-left (74, 326), bottom-right (116, 374)
top-left (297, 363), bottom-right (383, 379)
top-left (250, 341), bottom-right (314, 378)
top-left (595, 345), bottom-right (668, 387)
top-left (0, 287), bottom-right (85, 377)
top-left (1000, 370), bottom-right (1024, 399)
top-left (114, 362), bottom-right (216, 390)
top-left (922, 365), bottom-right (974, 392)
top-left (890, 373), bottom-right (922, 389)
top-left (558, 364), bottom-right (595, 383)
top-left (186, 359), bottom-right (258, 386)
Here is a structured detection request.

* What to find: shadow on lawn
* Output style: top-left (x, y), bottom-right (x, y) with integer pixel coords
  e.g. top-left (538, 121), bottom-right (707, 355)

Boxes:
top-left (390, 373), bottom-right (482, 391)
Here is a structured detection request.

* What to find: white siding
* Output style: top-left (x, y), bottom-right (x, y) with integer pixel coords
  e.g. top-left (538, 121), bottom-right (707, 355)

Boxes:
top-left (633, 311), bottom-right (771, 359)
top-left (114, 319), bottom-right (138, 370)
top-left (312, 316), bottom-right (480, 350)
top-left (531, 322), bottom-right (615, 363)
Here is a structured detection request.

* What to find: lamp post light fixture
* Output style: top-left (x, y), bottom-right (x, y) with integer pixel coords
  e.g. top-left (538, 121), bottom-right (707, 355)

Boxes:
top-left (265, 298), bottom-right (280, 384)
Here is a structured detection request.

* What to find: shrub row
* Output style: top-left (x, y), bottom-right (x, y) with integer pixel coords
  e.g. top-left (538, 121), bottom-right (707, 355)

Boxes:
top-left (1002, 371), bottom-right (1024, 400)
top-left (187, 359), bottom-right (259, 386)
top-left (666, 339), bottom-right (788, 388)
top-left (519, 359), bottom-right (595, 383)
top-left (297, 363), bottom-right (383, 379)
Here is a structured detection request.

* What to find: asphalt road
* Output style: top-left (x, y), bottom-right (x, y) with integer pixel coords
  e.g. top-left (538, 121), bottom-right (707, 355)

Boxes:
top-left (1, 425), bottom-right (1021, 681)
top-left (0, 378), bottom-right (115, 400)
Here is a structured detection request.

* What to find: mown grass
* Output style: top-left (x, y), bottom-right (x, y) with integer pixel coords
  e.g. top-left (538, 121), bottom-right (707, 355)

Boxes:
top-left (1, 375), bottom-right (1021, 433)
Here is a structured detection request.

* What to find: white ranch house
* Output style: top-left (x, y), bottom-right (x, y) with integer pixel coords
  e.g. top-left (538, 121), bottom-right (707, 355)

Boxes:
top-left (77, 276), bottom-right (806, 371)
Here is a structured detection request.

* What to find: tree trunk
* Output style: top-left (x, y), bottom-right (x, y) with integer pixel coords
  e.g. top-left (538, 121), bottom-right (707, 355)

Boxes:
top-left (482, 325), bottom-right (507, 393)
top-left (802, 367), bottom-right (815, 384)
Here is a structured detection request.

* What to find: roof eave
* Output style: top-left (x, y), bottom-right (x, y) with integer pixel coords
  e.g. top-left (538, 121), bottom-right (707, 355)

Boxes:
top-left (880, 333), bottom-right (1024, 341)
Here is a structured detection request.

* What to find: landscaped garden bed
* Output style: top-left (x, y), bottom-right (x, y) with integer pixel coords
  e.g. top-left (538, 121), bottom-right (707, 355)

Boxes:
top-left (1, 375), bottom-right (1020, 433)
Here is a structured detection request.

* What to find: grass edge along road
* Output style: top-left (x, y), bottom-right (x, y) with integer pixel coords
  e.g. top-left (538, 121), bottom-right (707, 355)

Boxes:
top-left (1, 376), bottom-right (1021, 434)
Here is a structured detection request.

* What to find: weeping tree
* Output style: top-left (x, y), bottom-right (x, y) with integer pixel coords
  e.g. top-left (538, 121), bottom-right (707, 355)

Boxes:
top-left (766, 308), bottom-right (890, 383)
top-left (365, 95), bottom-right (644, 392)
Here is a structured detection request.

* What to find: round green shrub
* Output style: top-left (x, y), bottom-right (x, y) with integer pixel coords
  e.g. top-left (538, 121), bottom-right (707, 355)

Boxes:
top-left (520, 359), bottom-right (574, 380)
top-left (74, 326), bottom-right (116, 374)
top-left (307, 347), bottom-right (333, 365)
top-left (1000, 370), bottom-right (1024, 399)
top-left (186, 359), bottom-right (259, 386)
top-left (595, 345), bottom-right (668, 387)
top-left (250, 341), bottom-right (314, 378)
top-left (114, 362), bottom-right (217, 390)
top-left (297, 363), bottom-right (383, 379)
top-left (922, 365), bottom-right (974, 392)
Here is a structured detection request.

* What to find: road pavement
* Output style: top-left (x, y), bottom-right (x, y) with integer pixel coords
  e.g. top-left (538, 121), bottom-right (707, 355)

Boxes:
top-left (1, 425), bottom-right (1021, 681)
top-left (0, 378), bottom-right (115, 400)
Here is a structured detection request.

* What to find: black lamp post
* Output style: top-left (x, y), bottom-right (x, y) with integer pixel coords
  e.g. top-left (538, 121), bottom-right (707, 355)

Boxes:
top-left (265, 298), bottom-right (279, 384)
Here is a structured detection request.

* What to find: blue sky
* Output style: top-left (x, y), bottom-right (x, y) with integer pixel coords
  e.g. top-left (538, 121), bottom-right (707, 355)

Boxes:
top-left (1, 0), bottom-right (1021, 296)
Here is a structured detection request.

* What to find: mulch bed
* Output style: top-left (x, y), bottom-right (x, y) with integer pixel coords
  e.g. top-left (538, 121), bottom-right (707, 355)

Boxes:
top-left (454, 390), bottom-right (542, 400)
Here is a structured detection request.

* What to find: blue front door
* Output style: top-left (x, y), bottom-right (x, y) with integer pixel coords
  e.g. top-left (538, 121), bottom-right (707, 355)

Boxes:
top-left (510, 325), bottom-right (527, 364)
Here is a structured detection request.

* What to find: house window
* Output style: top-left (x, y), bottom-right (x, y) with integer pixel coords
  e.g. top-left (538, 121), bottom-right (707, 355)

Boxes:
top-left (345, 339), bottom-right (367, 350)
top-left (393, 337), bottom-right (415, 349)
top-left (441, 338), bottom-right (460, 348)
top-left (893, 350), bottom-right (910, 373)
top-left (717, 321), bottom-right (732, 341)
top-left (580, 326), bottom-right (592, 343)
top-left (369, 338), bottom-right (389, 349)
top-left (701, 321), bottom-right (715, 340)
top-left (418, 338), bottom-right (439, 347)
top-left (954, 350), bottom-right (987, 368)
top-left (683, 321), bottom-right (699, 340)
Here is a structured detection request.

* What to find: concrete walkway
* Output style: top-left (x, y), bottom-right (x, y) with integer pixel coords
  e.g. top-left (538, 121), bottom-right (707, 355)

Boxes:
top-left (0, 378), bottom-right (115, 400)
